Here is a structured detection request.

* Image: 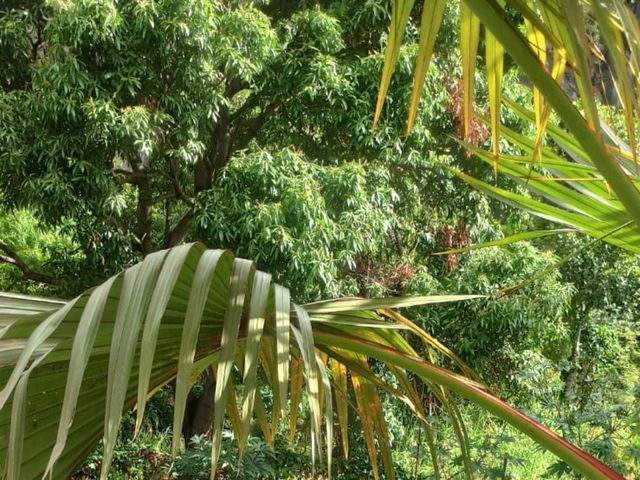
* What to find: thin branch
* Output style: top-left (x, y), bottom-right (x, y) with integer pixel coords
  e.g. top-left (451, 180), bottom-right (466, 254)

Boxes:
top-left (162, 158), bottom-right (194, 207)
top-left (0, 242), bottom-right (58, 284)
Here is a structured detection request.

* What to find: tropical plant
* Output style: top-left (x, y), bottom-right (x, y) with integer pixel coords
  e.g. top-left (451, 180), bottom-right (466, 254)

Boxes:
top-left (2, 1), bottom-right (639, 479)
top-left (377, 0), bottom-right (640, 250)
top-left (374, 2), bottom-right (640, 476)
top-left (0, 0), bottom-right (505, 295)
top-left (2, 0), bottom-right (523, 453)
top-left (0, 243), bottom-right (624, 479)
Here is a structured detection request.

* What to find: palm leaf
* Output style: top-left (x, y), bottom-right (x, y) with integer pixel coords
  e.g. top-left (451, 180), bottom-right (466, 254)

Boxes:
top-left (486, 24), bottom-right (505, 171)
top-left (238, 271), bottom-right (271, 456)
top-left (407, 0), bottom-right (447, 133)
top-left (457, 104), bottom-right (640, 254)
top-left (0, 243), bottom-right (624, 479)
top-left (461, 3), bottom-right (481, 140)
top-left (377, 0), bottom-right (640, 229)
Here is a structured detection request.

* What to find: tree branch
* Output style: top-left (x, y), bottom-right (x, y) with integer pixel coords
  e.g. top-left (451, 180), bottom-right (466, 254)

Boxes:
top-left (112, 168), bottom-right (155, 184)
top-left (163, 209), bottom-right (195, 248)
top-left (0, 242), bottom-right (58, 284)
top-left (232, 101), bottom-right (280, 152)
top-left (136, 177), bottom-right (154, 255)
top-left (165, 80), bottom-right (276, 249)
top-left (163, 158), bottom-right (194, 207)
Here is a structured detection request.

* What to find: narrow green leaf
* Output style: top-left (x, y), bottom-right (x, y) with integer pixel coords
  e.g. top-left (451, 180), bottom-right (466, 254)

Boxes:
top-left (464, 0), bottom-right (640, 230)
top-left (101, 251), bottom-right (167, 479)
top-left (614, 0), bottom-right (640, 108)
top-left (375, 0), bottom-right (415, 125)
top-left (432, 228), bottom-right (575, 255)
top-left (304, 294), bottom-right (484, 313)
top-left (44, 276), bottom-right (117, 476)
top-left (211, 258), bottom-right (254, 479)
top-left (7, 346), bottom-right (53, 480)
top-left (406, 0), bottom-right (446, 133)
top-left (366, 371), bottom-right (394, 480)
top-left (274, 285), bottom-right (290, 417)
top-left (486, 25), bottom-right (504, 172)
top-left (460, 3), bottom-right (480, 140)
top-left (225, 382), bottom-right (242, 445)
top-left (330, 358), bottom-right (349, 458)
top-left (351, 369), bottom-right (380, 480)
top-left (591, 0), bottom-right (638, 166)
top-left (377, 308), bottom-right (480, 382)
top-left (287, 357), bottom-right (304, 448)
top-left (172, 249), bottom-right (227, 457)
top-left (559, 0), bottom-right (600, 132)
top-left (253, 391), bottom-right (274, 449)
top-left (291, 306), bottom-right (322, 464)
top-left (238, 271), bottom-right (271, 457)
top-left (0, 297), bottom-right (78, 409)
top-left (316, 355), bottom-right (333, 478)
top-left (136, 244), bottom-right (202, 435)
top-left (524, 2), bottom-right (547, 132)
top-left (0, 292), bottom-right (63, 318)
top-left (443, 390), bottom-right (473, 479)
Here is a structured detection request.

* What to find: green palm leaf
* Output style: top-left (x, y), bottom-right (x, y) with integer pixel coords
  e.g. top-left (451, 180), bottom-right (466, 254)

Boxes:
top-left (378, 0), bottom-right (640, 230)
top-left (0, 243), bottom-right (624, 479)
top-left (455, 102), bottom-right (640, 254)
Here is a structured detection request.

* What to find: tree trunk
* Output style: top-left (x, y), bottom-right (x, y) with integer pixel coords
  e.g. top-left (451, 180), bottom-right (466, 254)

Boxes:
top-left (136, 177), bottom-right (154, 255)
top-left (163, 209), bottom-right (194, 249)
top-left (182, 368), bottom-right (216, 443)
top-left (562, 321), bottom-right (584, 401)
top-left (161, 79), bottom-right (269, 447)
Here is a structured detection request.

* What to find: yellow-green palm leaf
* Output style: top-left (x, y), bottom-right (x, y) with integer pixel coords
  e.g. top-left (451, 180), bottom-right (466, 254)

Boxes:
top-left (0, 243), bottom-right (624, 479)
top-left (378, 0), bottom-right (640, 231)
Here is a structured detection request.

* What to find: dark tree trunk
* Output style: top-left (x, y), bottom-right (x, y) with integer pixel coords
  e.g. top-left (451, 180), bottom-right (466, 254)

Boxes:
top-left (182, 368), bottom-right (216, 443)
top-left (163, 209), bottom-right (194, 249)
top-left (161, 79), bottom-right (276, 446)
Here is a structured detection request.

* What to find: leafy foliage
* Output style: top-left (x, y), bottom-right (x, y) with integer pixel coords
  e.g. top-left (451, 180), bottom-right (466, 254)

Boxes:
top-left (0, 0), bottom-right (520, 294)
top-left (406, 244), bottom-right (573, 388)
top-left (1, 0), bottom-right (639, 479)
top-left (378, 0), bottom-right (640, 249)
top-left (170, 434), bottom-right (276, 480)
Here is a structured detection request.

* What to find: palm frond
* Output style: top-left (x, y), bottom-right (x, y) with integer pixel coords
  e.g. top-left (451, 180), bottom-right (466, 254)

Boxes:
top-left (0, 243), bottom-right (623, 479)
top-left (378, 0), bottom-right (640, 231)
top-left (454, 101), bottom-right (640, 254)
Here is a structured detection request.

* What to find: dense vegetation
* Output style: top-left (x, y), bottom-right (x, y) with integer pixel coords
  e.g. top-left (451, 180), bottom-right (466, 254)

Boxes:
top-left (0, 0), bottom-right (638, 478)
